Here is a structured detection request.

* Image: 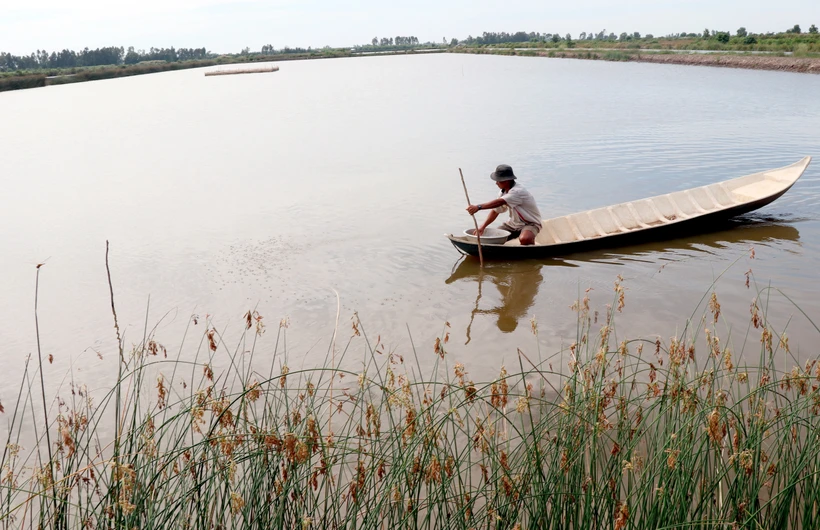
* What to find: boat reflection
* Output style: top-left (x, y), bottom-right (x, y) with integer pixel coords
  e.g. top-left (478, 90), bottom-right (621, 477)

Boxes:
top-left (564, 215), bottom-right (801, 264)
top-left (446, 218), bottom-right (800, 341)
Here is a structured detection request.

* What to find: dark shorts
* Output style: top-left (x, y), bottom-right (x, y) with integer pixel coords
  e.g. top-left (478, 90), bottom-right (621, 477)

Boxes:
top-left (499, 221), bottom-right (541, 240)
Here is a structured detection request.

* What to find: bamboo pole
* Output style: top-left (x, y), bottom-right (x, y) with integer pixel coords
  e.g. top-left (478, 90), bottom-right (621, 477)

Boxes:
top-left (458, 168), bottom-right (484, 267)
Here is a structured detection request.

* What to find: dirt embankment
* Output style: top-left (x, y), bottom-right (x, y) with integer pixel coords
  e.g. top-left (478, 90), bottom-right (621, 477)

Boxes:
top-left (463, 47), bottom-right (820, 74)
top-left (631, 53), bottom-right (820, 74)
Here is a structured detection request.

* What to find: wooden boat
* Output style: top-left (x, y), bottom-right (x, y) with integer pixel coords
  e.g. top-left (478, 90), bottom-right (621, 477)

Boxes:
top-left (446, 157), bottom-right (811, 260)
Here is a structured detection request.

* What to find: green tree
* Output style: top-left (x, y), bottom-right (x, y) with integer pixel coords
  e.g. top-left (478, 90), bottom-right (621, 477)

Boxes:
top-left (551, 34), bottom-right (560, 43)
top-left (790, 24), bottom-right (801, 33)
top-left (633, 32), bottom-right (641, 39)
top-left (703, 28), bottom-right (710, 37)
top-left (715, 31), bottom-right (730, 43)
top-left (809, 25), bottom-right (818, 34)
top-left (124, 46), bottom-right (139, 64)
top-left (372, 37), bottom-right (378, 46)
top-left (450, 38), bottom-right (458, 46)
top-left (737, 27), bottom-right (747, 37)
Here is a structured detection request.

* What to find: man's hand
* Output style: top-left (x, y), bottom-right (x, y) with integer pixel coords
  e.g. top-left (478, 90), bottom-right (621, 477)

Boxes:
top-left (476, 227), bottom-right (486, 236)
top-left (466, 204), bottom-right (481, 215)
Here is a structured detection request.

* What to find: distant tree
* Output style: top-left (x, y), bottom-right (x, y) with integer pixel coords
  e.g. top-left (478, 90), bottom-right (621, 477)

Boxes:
top-left (703, 28), bottom-right (710, 38)
top-left (565, 33), bottom-right (572, 41)
top-left (608, 33), bottom-right (617, 40)
top-left (260, 44), bottom-right (274, 54)
top-left (241, 47), bottom-right (250, 55)
top-left (789, 24), bottom-right (801, 34)
top-left (633, 32), bottom-right (641, 39)
top-left (646, 34), bottom-right (654, 39)
top-left (715, 32), bottom-right (730, 43)
top-left (372, 37), bottom-right (378, 46)
top-left (619, 32), bottom-right (628, 41)
top-left (450, 38), bottom-right (458, 46)
top-left (579, 32), bottom-right (586, 40)
top-left (744, 36), bottom-right (758, 44)
top-left (551, 34), bottom-right (560, 43)
top-left (810, 25), bottom-right (818, 34)
top-left (736, 27), bottom-right (747, 37)
top-left (124, 46), bottom-right (140, 64)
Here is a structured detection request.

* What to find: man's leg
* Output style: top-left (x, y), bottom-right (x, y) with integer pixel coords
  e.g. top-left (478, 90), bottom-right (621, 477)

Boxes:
top-left (519, 226), bottom-right (538, 246)
top-left (498, 223), bottom-right (521, 242)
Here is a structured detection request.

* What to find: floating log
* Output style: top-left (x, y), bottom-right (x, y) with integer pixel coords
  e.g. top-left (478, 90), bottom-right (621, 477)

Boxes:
top-left (204, 66), bottom-right (280, 76)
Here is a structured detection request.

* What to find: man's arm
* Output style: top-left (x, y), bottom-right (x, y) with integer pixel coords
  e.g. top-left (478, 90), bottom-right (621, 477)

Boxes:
top-left (466, 198), bottom-right (506, 215)
top-left (476, 210), bottom-right (500, 235)
top-left (466, 198), bottom-right (507, 235)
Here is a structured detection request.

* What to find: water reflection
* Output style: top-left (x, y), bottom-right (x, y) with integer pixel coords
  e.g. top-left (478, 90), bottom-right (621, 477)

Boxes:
top-left (565, 216), bottom-right (801, 264)
top-left (446, 260), bottom-right (549, 342)
top-left (445, 218), bottom-right (800, 339)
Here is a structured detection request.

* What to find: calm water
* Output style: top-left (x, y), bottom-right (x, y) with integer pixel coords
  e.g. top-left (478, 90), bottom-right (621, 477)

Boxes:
top-left (1, 54), bottom-right (820, 397)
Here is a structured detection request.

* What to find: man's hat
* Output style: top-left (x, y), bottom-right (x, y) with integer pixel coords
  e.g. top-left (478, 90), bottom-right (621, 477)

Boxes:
top-left (490, 164), bottom-right (517, 182)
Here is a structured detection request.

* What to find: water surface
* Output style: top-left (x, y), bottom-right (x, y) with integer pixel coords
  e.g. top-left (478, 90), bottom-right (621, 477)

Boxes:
top-left (1, 53), bottom-right (819, 395)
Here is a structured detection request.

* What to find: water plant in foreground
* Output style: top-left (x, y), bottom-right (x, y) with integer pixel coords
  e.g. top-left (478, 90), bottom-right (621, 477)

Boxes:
top-left (1, 261), bottom-right (819, 529)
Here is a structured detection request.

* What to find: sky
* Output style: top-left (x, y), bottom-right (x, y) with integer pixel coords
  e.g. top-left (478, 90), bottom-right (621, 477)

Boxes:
top-left (1, 0), bottom-right (819, 55)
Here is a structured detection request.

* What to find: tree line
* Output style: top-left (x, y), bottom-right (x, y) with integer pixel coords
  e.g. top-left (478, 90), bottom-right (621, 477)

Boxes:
top-left (369, 36), bottom-right (420, 47)
top-left (451, 24), bottom-right (819, 46)
top-left (0, 46), bottom-right (210, 72)
top-left (4, 22), bottom-right (817, 74)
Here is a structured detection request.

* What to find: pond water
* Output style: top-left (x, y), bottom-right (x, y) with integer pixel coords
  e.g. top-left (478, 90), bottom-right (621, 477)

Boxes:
top-left (1, 53), bottom-right (820, 398)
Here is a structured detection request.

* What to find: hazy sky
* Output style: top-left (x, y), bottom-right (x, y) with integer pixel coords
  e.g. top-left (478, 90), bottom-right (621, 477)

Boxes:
top-left (1, 0), bottom-right (818, 55)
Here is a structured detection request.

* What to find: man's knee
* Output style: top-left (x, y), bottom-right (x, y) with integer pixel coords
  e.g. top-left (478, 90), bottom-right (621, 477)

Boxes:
top-left (520, 231), bottom-right (536, 246)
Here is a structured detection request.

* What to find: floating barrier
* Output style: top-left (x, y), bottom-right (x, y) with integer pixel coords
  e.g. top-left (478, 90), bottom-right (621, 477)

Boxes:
top-left (204, 65), bottom-right (280, 76)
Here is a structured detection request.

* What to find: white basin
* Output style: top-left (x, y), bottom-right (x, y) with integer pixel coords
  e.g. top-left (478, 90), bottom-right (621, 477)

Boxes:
top-left (463, 227), bottom-right (510, 244)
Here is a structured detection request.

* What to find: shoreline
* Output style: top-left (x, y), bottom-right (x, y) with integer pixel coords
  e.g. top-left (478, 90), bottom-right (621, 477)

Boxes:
top-left (2, 47), bottom-right (817, 94)
top-left (455, 47), bottom-right (820, 74)
top-left (0, 49), bottom-right (447, 93)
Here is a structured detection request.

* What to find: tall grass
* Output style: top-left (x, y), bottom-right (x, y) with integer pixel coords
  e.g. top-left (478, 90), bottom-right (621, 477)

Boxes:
top-left (0, 75), bottom-right (46, 92)
top-left (2, 264), bottom-right (819, 529)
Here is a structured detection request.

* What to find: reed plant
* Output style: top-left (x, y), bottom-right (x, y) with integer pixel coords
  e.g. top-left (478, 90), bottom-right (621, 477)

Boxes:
top-left (2, 260), bottom-right (819, 529)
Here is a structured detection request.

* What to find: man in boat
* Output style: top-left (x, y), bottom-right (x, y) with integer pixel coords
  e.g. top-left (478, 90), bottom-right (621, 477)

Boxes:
top-left (466, 164), bottom-right (542, 245)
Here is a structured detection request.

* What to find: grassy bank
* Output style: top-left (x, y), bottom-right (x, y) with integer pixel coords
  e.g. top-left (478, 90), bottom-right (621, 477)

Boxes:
top-left (0, 49), bottom-right (445, 93)
top-left (2, 258), bottom-right (819, 529)
top-left (453, 47), bottom-right (820, 74)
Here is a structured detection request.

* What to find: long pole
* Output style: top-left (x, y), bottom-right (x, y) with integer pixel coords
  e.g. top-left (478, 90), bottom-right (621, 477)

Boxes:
top-left (458, 168), bottom-right (484, 266)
